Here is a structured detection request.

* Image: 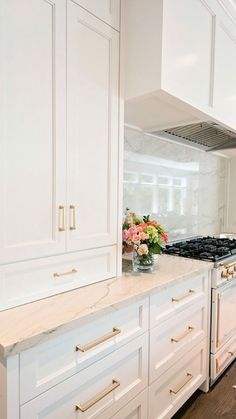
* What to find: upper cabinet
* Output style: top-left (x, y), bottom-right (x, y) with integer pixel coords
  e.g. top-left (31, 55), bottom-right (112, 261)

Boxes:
top-left (124, 0), bottom-right (236, 133)
top-left (0, 0), bottom-right (67, 263)
top-left (71, 0), bottom-right (120, 30)
top-left (67, 1), bottom-right (119, 251)
top-left (0, 0), bottom-right (120, 264)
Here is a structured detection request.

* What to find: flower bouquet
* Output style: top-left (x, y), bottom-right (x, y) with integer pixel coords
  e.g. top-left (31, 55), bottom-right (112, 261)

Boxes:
top-left (122, 209), bottom-right (168, 272)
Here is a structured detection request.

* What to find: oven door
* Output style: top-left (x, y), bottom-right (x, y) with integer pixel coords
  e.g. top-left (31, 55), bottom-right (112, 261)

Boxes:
top-left (211, 280), bottom-right (236, 353)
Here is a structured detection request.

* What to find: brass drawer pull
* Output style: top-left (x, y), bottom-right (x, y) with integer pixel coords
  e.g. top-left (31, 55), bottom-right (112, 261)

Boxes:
top-left (172, 289), bottom-right (195, 302)
top-left (76, 379), bottom-right (120, 412)
top-left (170, 373), bottom-right (193, 394)
top-left (69, 205), bottom-right (76, 231)
top-left (171, 326), bottom-right (194, 343)
top-left (53, 269), bottom-right (78, 278)
top-left (76, 327), bottom-right (121, 352)
top-left (58, 205), bottom-right (65, 232)
top-left (216, 351), bottom-right (235, 373)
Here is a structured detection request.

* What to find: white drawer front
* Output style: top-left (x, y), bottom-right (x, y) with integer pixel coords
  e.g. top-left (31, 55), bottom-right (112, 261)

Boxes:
top-left (20, 298), bottom-right (148, 403)
top-left (0, 246), bottom-right (116, 310)
top-left (150, 273), bottom-right (209, 328)
top-left (149, 299), bottom-right (207, 383)
top-left (148, 339), bottom-right (207, 419)
top-left (71, 0), bottom-right (120, 30)
top-left (111, 390), bottom-right (148, 419)
top-left (211, 332), bottom-right (236, 381)
top-left (20, 334), bottom-right (148, 419)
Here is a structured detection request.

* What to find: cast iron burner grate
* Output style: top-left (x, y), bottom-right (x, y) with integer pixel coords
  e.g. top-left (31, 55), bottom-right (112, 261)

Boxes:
top-left (164, 236), bottom-right (236, 262)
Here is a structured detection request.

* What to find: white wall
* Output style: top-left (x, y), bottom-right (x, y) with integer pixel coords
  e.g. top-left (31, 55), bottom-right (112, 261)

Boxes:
top-left (123, 126), bottom-right (229, 241)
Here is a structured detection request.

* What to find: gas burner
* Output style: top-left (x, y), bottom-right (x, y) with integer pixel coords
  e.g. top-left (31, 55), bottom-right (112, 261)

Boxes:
top-left (164, 236), bottom-right (236, 262)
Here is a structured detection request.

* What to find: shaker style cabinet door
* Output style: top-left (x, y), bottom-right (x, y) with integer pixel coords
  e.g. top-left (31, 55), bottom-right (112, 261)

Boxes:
top-left (67, 1), bottom-right (119, 252)
top-left (0, 0), bottom-right (67, 264)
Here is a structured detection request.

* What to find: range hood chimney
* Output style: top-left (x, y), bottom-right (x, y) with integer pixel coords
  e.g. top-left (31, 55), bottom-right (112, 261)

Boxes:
top-left (152, 122), bottom-right (236, 152)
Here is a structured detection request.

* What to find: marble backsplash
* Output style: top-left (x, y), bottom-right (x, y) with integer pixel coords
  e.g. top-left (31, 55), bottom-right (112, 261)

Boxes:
top-left (123, 126), bottom-right (229, 241)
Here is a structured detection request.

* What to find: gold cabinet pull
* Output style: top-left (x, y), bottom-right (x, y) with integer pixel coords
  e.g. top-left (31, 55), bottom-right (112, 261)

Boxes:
top-left (170, 373), bottom-right (193, 394)
top-left (76, 379), bottom-right (120, 412)
top-left (216, 351), bottom-right (235, 373)
top-left (171, 326), bottom-right (194, 343)
top-left (76, 327), bottom-right (121, 352)
top-left (58, 205), bottom-right (65, 232)
top-left (69, 205), bottom-right (76, 231)
top-left (53, 269), bottom-right (78, 278)
top-left (172, 289), bottom-right (195, 302)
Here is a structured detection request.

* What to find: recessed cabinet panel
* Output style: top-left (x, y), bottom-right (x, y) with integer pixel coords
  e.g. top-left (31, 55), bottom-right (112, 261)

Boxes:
top-left (67, 2), bottom-right (119, 251)
top-left (0, 0), bottom-right (66, 263)
top-left (214, 21), bottom-right (236, 123)
top-left (162, 0), bottom-right (214, 107)
top-left (71, 0), bottom-right (120, 30)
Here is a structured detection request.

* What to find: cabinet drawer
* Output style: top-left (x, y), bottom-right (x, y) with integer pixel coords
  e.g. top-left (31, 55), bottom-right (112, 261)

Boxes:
top-left (149, 339), bottom-right (207, 419)
top-left (150, 299), bottom-right (207, 383)
top-left (150, 273), bottom-right (209, 328)
top-left (211, 332), bottom-right (236, 381)
top-left (20, 334), bottom-right (148, 419)
top-left (71, 0), bottom-right (120, 30)
top-left (111, 389), bottom-right (148, 419)
top-left (20, 298), bottom-right (148, 403)
top-left (0, 246), bottom-right (116, 310)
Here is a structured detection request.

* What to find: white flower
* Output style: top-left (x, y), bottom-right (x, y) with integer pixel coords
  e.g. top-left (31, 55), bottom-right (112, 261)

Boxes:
top-left (137, 244), bottom-right (149, 256)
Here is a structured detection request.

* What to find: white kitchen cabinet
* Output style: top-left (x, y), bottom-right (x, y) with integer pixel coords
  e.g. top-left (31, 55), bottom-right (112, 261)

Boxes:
top-left (19, 298), bottom-right (148, 403)
top-left (149, 340), bottom-right (207, 419)
top-left (0, 269), bottom-right (211, 419)
top-left (0, 0), bottom-right (67, 264)
top-left (71, 0), bottom-right (120, 30)
top-left (149, 299), bottom-right (207, 383)
top-left (0, 0), bottom-right (121, 307)
top-left (111, 390), bottom-right (148, 419)
top-left (0, 246), bottom-right (116, 311)
top-left (67, 2), bottom-right (119, 252)
top-left (20, 334), bottom-right (148, 419)
top-left (124, 0), bottom-right (236, 133)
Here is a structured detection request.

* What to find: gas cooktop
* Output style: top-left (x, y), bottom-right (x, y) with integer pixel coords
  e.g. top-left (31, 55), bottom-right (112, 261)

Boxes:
top-left (164, 236), bottom-right (236, 262)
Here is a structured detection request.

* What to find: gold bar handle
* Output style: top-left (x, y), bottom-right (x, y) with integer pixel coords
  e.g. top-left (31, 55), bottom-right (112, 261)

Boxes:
top-left (53, 269), bottom-right (78, 278)
top-left (76, 379), bottom-right (120, 412)
top-left (170, 373), bottom-right (193, 394)
top-left (216, 351), bottom-right (235, 373)
top-left (171, 326), bottom-right (194, 343)
top-left (172, 289), bottom-right (195, 302)
top-left (58, 205), bottom-right (65, 232)
top-left (69, 205), bottom-right (76, 231)
top-left (76, 327), bottom-right (121, 352)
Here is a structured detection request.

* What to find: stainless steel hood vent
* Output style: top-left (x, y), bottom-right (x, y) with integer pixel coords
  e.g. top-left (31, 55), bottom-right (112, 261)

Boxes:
top-left (154, 122), bottom-right (236, 151)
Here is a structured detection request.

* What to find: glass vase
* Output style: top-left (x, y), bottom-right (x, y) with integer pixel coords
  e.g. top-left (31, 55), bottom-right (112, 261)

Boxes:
top-left (132, 249), bottom-right (154, 273)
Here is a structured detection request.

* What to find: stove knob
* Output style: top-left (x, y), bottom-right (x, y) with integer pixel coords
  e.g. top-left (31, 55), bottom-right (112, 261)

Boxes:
top-left (221, 270), bottom-right (229, 278)
top-left (234, 266), bottom-right (236, 272)
top-left (228, 269), bottom-right (234, 276)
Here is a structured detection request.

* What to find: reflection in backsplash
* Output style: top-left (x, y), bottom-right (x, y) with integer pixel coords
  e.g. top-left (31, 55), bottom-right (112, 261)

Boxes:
top-left (123, 127), bottom-right (229, 241)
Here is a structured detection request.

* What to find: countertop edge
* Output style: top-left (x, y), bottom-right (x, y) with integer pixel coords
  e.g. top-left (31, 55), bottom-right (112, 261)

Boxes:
top-left (0, 258), bottom-right (213, 358)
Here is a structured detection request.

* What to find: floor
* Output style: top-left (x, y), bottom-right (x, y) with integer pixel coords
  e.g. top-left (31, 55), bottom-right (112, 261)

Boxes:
top-left (173, 360), bottom-right (236, 419)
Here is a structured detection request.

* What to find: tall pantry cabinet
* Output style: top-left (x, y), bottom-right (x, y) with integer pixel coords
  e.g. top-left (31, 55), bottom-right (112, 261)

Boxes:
top-left (0, 0), bottom-right (121, 310)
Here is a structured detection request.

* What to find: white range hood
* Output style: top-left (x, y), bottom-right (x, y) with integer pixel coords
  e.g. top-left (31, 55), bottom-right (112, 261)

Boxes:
top-left (124, 0), bottom-right (236, 150)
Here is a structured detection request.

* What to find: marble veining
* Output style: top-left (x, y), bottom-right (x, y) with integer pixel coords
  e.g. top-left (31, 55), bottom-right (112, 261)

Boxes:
top-left (123, 126), bottom-right (229, 241)
top-left (0, 255), bottom-right (213, 358)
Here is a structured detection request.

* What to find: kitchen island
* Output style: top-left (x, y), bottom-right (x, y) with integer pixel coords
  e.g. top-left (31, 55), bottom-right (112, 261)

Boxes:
top-left (0, 255), bottom-right (212, 419)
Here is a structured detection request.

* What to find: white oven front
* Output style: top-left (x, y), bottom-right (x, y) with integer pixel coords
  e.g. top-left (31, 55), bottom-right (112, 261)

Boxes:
top-left (211, 280), bottom-right (236, 354)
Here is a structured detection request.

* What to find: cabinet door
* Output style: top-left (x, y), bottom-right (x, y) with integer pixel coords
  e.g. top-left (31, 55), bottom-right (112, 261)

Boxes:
top-left (67, 2), bottom-right (119, 252)
top-left (0, 0), bottom-right (66, 263)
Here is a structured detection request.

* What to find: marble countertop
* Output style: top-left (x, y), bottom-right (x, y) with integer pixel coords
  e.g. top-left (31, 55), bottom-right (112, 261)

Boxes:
top-left (0, 255), bottom-right (213, 358)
